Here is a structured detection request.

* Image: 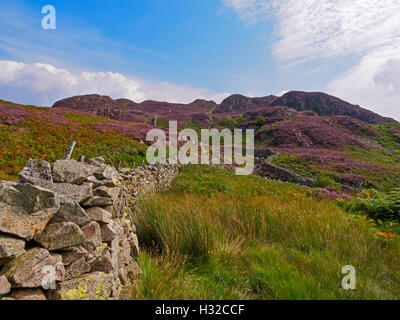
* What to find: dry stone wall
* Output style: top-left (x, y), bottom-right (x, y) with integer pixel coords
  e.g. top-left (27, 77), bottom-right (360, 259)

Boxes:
top-left (0, 156), bottom-right (180, 300)
top-left (254, 148), bottom-right (315, 187)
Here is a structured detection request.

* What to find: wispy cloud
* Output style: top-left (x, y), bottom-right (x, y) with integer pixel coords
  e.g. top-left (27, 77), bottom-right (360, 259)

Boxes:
top-left (224, 0), bottom-right (400, 62)
top-left (0, 3), bottom-right (168, 70)
top-left (223, 0), bottom-right (400, 119)
top-left (222, 0), bottom-right (276, 24)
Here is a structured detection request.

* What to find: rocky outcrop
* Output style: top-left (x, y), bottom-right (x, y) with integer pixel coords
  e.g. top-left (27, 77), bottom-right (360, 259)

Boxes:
top-left (0, 152), bottom-right (180, 300)
top-left (214, 94), bottom-right (277, 114)
top-left (212, 92), bottom-right (395, 125)
top-left (269, 91), bottom-right (395, 124)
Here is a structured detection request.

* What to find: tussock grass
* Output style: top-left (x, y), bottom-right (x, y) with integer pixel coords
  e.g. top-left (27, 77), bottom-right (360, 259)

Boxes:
top-left (131, 165), bottom-right (400, 300)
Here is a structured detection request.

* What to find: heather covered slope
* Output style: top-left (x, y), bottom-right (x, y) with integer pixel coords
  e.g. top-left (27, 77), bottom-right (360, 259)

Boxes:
top-left (4, 90), bottom-right (400, 191)
top-left (212, 95), bottom-right (400, 191)
top-left (0, 100), bottom-right (149, 180)
top-left (253, 113), bottom-right (400, 191)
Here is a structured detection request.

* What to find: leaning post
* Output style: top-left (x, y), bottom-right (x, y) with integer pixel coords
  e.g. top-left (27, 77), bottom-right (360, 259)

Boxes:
top-left (63, 141), bottom-right (76, 160)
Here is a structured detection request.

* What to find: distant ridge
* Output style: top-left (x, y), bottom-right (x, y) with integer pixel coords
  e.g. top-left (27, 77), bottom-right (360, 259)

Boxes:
top-left (52, 91), bottom-right (396, 125)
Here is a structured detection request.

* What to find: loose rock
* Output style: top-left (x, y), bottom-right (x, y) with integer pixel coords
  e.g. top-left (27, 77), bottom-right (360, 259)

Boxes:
top-left (64, 257), bottom-right (91, 280)
top-left (93, 186), bottom-right (120, 200)
top-left (82, 196), bottom-right (113, 208)
top-left (101, 220), bottom-right (122, 242)
top-left (81, 221), bottom-right (102, 248)
top-left (85, 207), bottom-right (112, 224)
top-left (0, 183), bottom-right (59, 214)
top-left (7, 288), bottom-right (47, 300)
top-left (19, 159), bottom-right (53, 186)
top-left (43, 182), bottom-right (93, 203)
top-left (47, 272), bottom-right (113, 300)
top-left (94, 165), bottom-right (118, 181)
top-left (0, 275), bottom-right (11, 296)
top-left (88, 157), bottom-right (106, 167)
top-left (0, 248), bottom-right (65, 288)
top-left (51, 200), bottom-right (90, 226)
top-left (0, 235), bottom-right (26, 262)
top-left (52, 160), bottom-right (87, 184)
top-left (34, 222), bottom-right (86, 251)
top-left (90, 250), bottom-right (113, 274)
top-left (59, 245), bottom-right (88, 266)
top-left (0, 202), bottom-right (57, 240)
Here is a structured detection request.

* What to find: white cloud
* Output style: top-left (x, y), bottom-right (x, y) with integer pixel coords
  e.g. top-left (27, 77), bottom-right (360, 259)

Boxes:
top-left (0, 60), bottom-right (229, 106)
top-left (223, 0), bottom-right (400, 120)
top-left (327, 45), bottom-right (400, 120)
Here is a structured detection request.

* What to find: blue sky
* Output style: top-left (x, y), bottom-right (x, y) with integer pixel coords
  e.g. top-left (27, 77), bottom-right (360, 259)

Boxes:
top-left (0, 0), bottom-right (399, 119)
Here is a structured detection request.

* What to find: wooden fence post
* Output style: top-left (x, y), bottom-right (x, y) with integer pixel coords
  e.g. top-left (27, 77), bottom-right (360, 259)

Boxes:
top-left (63, 141), bottom-right (76, 160)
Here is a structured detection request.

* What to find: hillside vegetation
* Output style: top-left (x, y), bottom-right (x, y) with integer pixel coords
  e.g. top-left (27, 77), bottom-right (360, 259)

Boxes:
top-left (0, 100), bottom-right (148, 180)
top-left (131, 165), bottom-right (400, 300)
top-left (50, 92), bottom-right (400, 192)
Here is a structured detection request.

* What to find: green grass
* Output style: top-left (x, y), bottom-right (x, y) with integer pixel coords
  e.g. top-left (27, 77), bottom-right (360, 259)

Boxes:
top-left (131, 165), bottom-right (400, 300)
top-left (62, 113), bottom-right (107, 124)
top-left (156, 118), bottom-right (170, 129)
top-left (272, 153), bottom-right (343, 189)
top-left (183, 121), bottom-right (202, 133)
top-left (373, 123), bottom-right (400, 153)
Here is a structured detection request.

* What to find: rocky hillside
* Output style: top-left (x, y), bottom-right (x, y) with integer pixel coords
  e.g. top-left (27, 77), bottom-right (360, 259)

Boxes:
top-left (2, 90), bottom-right (400, 192)
top-left (53, 94), bottom-right (218, 128)
top-left (50, 91), bottom-right (400, 191)
top-left (52, 91), bottom-right (395, 125)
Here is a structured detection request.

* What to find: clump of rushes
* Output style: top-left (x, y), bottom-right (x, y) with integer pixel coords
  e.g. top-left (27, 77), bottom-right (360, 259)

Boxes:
top-left (131, 165), bottom-right (400, 300)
